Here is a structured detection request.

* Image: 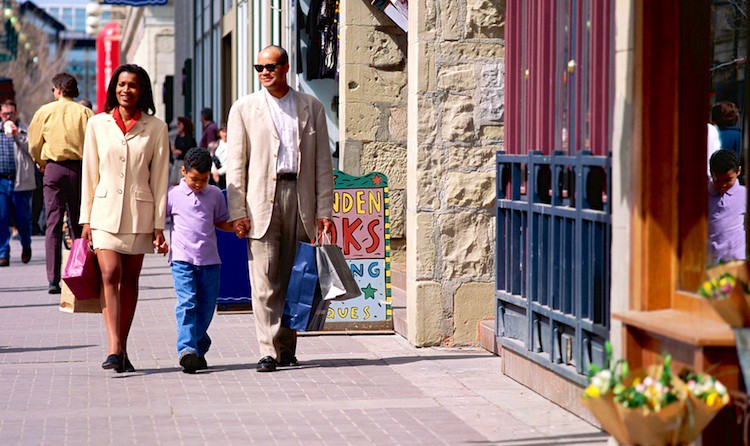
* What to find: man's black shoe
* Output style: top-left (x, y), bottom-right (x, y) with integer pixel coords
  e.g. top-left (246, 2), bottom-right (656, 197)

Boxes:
top-left (21, 247), bottom-right (31, 264)
top-left (197, 356), bottom-right (208, 370)
top-left (0, 258), bottom-right (8, 267)
top-left (180, 352), bottom-right (200, 374)
top-left (257, 356), bottom-right (277, 372)
top-left (48, 281), bottom-right (61, 294)
top-left (279, 354), bottom-right (299, 367)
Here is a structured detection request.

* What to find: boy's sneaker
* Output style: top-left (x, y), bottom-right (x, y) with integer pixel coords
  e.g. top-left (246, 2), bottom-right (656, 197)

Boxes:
top-left (179, 351), bottom-right (200, 374)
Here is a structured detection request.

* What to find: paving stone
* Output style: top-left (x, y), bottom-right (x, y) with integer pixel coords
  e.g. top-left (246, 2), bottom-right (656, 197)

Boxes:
top-left (0, 237), bottom-right (606, 445)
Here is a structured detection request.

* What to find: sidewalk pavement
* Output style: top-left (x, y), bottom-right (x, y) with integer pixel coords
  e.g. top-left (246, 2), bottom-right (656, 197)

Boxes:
top-left (0, 236), bottom-right (607, 445)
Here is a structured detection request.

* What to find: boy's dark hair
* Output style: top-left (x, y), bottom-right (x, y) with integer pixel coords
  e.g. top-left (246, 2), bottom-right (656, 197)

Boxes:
top-left (104, 64), bottom-right (156, 115)
top-left (710, 101), bottom-right (740, 127)
top-left (710, 149), bottom-right (741, 175)
top-left (184, 147), bottom-right (213, 173)
top-left (200, 108), bottom-right (213, 121)
top-left (52, 73), bottom-right (79, 98)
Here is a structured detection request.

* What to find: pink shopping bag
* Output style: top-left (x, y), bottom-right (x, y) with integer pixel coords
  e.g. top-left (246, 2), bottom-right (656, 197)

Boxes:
top-left (62, 238), bottom-right (101, 300)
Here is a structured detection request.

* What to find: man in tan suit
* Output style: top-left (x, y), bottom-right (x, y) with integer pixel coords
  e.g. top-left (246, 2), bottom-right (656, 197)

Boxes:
top-left (226, 45), bottom-right (334, 372)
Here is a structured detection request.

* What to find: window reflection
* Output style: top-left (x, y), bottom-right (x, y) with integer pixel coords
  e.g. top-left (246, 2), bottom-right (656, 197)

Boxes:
top-left (707, 0), bottom-right (748, 266)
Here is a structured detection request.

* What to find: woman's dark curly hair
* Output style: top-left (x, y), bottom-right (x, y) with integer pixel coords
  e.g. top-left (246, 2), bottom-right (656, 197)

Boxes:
top-left (103, 64), bottom-right (155, 115)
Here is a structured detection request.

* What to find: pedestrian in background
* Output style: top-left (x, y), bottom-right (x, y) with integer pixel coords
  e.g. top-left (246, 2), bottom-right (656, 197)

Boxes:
top-left (211, 123), bottom-right (228, 190)
top-left (78, 99), bottom-right (93, 110)
top-left (199, 107), bottom-right (219, 149)
top-left (710, 101), bottom-right (742, 159)
top-left (28, 73), bottom-right (94, 294)
top-left (169, 116), bottom-right (197, 186)
top-left (166, 147), bottom-right (234, 374)
top-left (0, 99), bottom-right (36, 267)
top-left (226, 45), bottom-right (334, 372)
top-left (79, 64), bottom-right (170, 373)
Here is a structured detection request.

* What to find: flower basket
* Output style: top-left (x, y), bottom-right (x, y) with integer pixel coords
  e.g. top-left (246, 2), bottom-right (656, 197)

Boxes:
top-left (582, 349), bottom-right (729, 446)
top-left (581, 393), bottom-right (632, 445)
top-left (699, 268), bottom-right (750, 327)
top-left (616, 398), bottom-right (685, 446)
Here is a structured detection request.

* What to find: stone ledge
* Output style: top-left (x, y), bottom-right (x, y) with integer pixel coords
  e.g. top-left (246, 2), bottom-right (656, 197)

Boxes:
top-left (479, 319), bottom-right (500, 355)
top-left (502, 344), bottom-right (601, 428)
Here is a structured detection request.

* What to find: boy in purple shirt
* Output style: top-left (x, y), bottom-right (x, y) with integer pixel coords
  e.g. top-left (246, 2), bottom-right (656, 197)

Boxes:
top-left (708, 149), bottom-right (747, 265)
top-left (164, 148), bottom-right (234, 373)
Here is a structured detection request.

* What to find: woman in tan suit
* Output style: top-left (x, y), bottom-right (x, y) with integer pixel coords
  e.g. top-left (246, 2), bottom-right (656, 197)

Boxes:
top-left (79, 64), bottom-right (170, 372)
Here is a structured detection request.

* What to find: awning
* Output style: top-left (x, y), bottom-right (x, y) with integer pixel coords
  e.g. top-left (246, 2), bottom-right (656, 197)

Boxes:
top-left (371, 0), bottom-right (408, 32)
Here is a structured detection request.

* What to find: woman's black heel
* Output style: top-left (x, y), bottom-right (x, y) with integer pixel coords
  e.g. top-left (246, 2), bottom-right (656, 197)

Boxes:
top-left (102, 352), bottom-right (122, 370)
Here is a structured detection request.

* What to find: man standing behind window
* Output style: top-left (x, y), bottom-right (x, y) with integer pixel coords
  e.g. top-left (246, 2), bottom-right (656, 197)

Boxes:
top-left (28, 73), bottom-right (94, 294)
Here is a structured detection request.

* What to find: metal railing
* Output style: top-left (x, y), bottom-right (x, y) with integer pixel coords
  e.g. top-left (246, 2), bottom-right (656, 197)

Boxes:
top-left (495, 149), bottom-right (611, 384)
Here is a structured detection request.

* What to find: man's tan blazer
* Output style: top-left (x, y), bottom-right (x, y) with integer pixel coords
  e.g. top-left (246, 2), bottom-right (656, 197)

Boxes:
top-left (79, 112), bottom-right (170, 234)
top-left (226, 90), bottom-right (334, 239)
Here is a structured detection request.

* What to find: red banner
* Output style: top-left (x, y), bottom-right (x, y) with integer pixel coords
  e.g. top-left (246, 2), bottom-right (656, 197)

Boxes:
top-left (96, 22), bottom-right (121, 113)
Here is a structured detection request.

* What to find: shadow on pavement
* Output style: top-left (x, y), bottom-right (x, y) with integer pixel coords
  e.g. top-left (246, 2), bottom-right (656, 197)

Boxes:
top-left (0, 286), bottom-right (50, 294)
top-left (309, 354), bottom-right (496, 367)
top-left (0, 344), bottom-right (97, 354)
top-left (0, 301), bottom-right (60, 309)
top-left (482, 431), bottom-right (607, 445)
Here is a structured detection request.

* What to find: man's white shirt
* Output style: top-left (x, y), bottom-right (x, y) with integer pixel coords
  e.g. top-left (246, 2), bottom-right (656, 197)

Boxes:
top-left (264, 89), bottom-right (298, 174)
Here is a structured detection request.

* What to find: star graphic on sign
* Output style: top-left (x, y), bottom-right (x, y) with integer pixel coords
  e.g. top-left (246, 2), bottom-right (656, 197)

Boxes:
top-left (361, 284), bottom-right (378, 299)
top-left (371, 174), bottom-right (383, 186)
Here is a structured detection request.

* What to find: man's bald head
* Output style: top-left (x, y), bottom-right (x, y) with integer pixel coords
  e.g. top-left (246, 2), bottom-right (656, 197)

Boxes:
top-left (259, 45), bottom-right (289, 66)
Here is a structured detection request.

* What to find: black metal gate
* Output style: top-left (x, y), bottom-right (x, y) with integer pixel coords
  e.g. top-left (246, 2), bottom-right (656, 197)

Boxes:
top-left (495, 150), bottom-right (611, 384)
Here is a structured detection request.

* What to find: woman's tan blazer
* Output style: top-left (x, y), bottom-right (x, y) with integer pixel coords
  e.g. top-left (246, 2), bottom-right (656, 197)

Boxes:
top-left (225, 90), bottom-right (334, 240)
top-left (79, 112), bottom-right (170, 234)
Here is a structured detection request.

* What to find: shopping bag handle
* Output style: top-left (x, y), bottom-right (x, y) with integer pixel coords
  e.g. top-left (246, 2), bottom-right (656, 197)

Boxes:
top-left (315, 230), bottom-right (332, 246)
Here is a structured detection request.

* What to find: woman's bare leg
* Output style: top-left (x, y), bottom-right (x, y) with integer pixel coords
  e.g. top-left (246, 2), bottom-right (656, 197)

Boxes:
top-left (118, 254), bottom-right (144, 355)
top-left (97, 250), bottom-right (123, 355)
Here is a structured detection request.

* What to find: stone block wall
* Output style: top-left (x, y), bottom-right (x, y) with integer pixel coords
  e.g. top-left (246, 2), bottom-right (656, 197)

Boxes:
top-left (340, 1), bottom-right (408, 259)
top-left (407, 0), bottom-right (504, 346)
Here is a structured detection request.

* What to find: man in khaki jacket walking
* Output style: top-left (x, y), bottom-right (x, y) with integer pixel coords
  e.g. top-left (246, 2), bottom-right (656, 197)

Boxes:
top-left (28, 73), bottom-right (94, 294)
top-left (226, 45), bottom-right (334, 372)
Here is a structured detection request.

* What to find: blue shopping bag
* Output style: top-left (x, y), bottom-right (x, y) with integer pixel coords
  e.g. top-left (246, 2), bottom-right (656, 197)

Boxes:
top-left (282, 242), bottom-right (320, 331)
top-left (216, 190), bottom-right (251, 310)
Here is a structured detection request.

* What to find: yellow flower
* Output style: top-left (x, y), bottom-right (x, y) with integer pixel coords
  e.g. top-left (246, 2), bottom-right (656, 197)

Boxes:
top-left (584, 385), bottom-right (600, 398)
top-left (706, 392), bottom-right (721, 408)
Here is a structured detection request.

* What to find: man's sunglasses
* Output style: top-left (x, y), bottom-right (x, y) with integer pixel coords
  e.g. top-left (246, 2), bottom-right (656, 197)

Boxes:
top-left (253, 63), bottom-right (283, 73)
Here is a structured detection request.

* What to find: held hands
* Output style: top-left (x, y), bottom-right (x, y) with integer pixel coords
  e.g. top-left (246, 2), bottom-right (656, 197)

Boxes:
top-left (232, 218), bottom-right (251, 239)
top-left (153, 229), bottom-right (169, 255)
top-left (313, 218), bottom-right (333, 244)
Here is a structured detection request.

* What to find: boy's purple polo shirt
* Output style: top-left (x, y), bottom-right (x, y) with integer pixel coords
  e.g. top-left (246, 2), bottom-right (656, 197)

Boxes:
top-left (708, 180), bottom-right (747, 265)
top-left (167, 180), bottom-right (229, 266)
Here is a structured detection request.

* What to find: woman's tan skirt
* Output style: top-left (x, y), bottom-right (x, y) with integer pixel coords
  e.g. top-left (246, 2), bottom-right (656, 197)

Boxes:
top-left (92, 230), bottom-right (154, 255)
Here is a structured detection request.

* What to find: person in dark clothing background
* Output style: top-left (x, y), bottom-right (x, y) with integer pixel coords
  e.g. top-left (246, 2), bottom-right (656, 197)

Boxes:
top-left (198, 108), bottom-right (219, 149)
top-left (170, 116), bottom-right (197, 186)
top-left (711, 100), bottom-right (742, 158)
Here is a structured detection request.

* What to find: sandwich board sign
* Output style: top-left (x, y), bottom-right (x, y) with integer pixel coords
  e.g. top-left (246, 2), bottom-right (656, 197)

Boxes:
top-left (323, 170), bottom-right (392, 331)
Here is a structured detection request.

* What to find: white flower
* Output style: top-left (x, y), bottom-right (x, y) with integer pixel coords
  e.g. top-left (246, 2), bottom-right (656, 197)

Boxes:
top-left (715, 381), bottom-right (727, 396)
top-left (590, 370), bottom-right (613, 392)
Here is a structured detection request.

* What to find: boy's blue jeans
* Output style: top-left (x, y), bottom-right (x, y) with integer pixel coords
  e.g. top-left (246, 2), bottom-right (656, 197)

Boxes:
top-left (0, 177), bottom-right (32, 259)
top-left (171, 261), bottom-right (221, 358)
